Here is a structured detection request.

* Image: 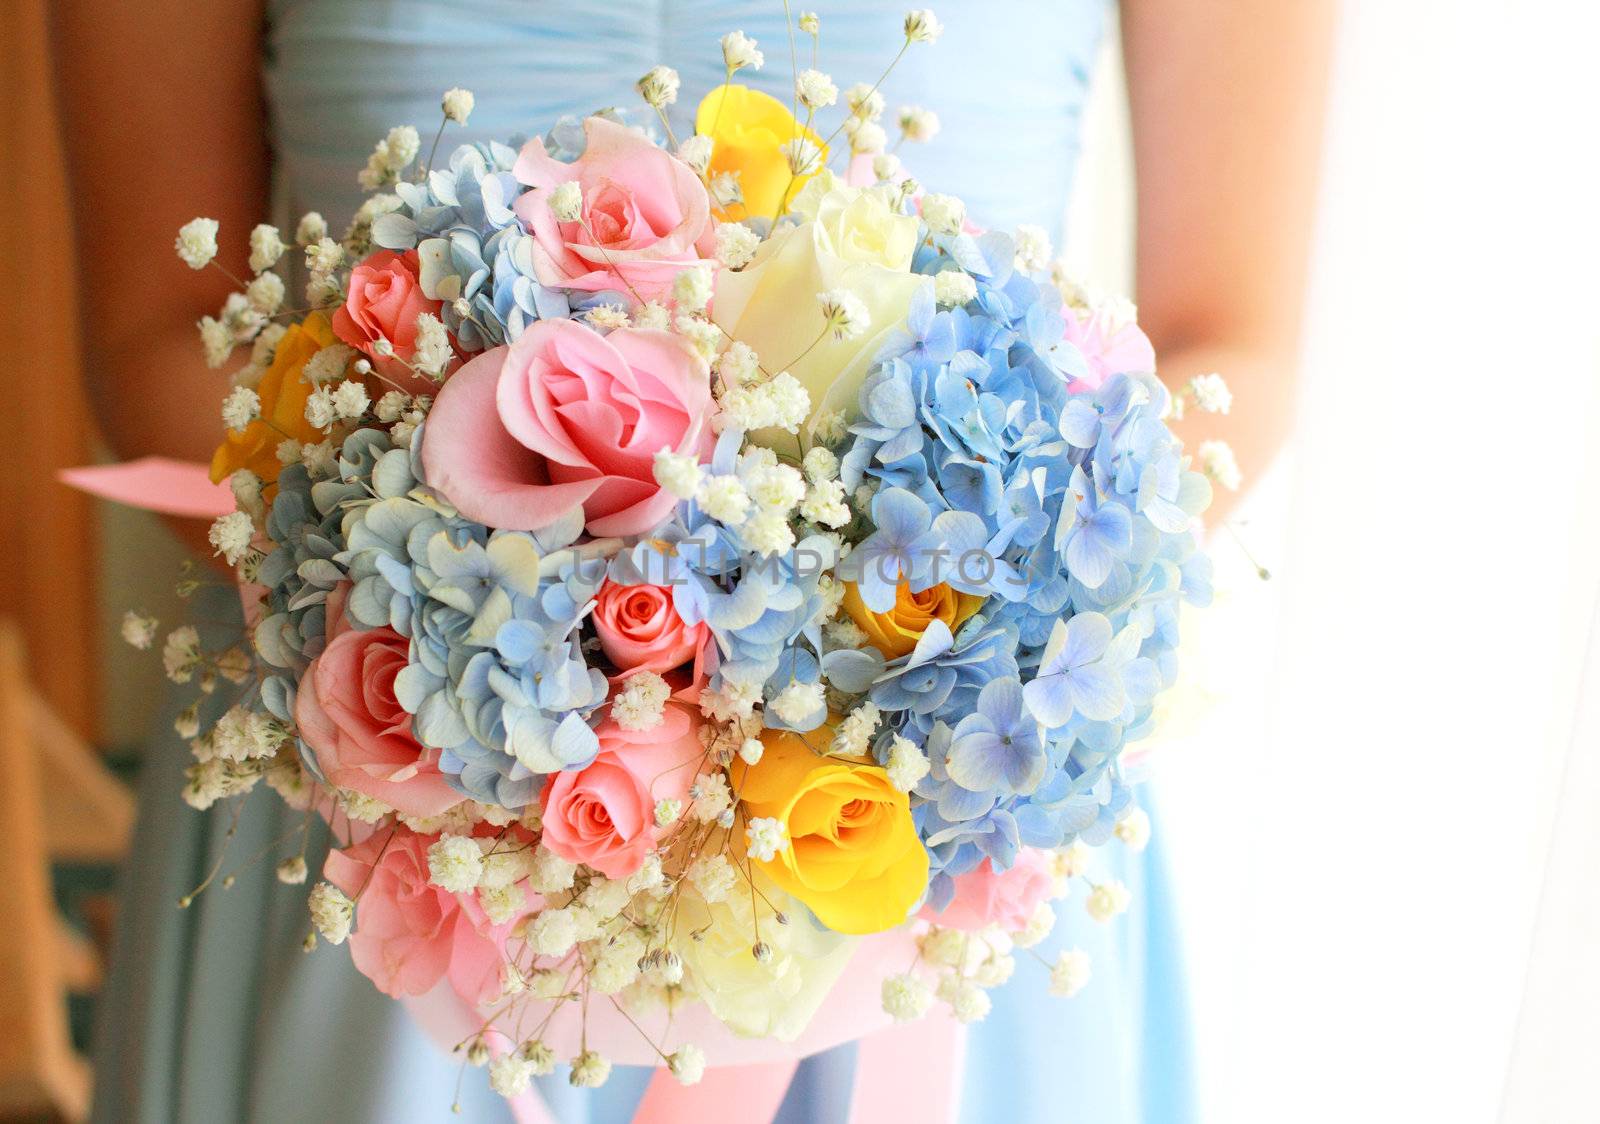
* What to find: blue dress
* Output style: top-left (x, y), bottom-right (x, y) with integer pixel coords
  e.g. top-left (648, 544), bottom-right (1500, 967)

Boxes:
top-left (92, 3), bottom-right (1195, 1121)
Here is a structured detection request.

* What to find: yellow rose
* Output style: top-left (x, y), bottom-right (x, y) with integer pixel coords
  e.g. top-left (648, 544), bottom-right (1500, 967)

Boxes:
top-left (672, 875), bottom-right (856, 1039)
top-left (843, 580), bottom-right (985, 659)
top-left (696, 84), bottom-right (827, 222)
top-left (713, 176), bottom-right (926, 436)
top-left (210, 312), bottom-right (337, 485)
top-left (733, 726), bottom-right (928, 935)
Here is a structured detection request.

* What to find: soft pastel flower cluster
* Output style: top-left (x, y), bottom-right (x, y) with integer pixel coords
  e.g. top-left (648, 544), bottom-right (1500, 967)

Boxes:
top-left (148, 10), bottom-right (1228, 1097)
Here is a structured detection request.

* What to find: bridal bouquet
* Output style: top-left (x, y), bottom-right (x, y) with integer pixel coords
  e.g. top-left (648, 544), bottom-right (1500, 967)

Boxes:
top-left (133, 8), bottom-right (1225, 1105)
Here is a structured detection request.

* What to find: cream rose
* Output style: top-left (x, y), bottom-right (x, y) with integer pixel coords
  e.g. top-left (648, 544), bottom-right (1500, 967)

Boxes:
top-left (713, 173), bottom-right (926, 432)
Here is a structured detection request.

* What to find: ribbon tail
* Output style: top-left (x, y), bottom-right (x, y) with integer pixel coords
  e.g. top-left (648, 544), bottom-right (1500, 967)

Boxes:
top-left (58, 456), bottom-right (234, 518)
top-left (633, 1056), bottom-right (800, 1124)
top-left (849, 1014), bottom-right (967, 1124)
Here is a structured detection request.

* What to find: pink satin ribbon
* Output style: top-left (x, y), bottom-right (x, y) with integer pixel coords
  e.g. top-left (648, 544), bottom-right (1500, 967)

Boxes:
top-left (58, 457), bottom-right (233, 518)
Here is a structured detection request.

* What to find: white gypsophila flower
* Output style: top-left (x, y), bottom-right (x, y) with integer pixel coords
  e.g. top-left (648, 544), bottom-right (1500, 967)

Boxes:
top-left (569, 1050), bottom-right (611, 1089)
top-left (768, 681), bottom-right (823, 728)
top-left (339, 788), bottom-right (393, 824)
top-left (489, 1054), bottom-right (534, 1097)
top-left (1013, 223), bottom-right (1053, 273)
top-left (708, 170), bottom-right (743, 209)
top-left (386, 124), bottom-right (421, 167)
top-left (688, 770), bottom-right (733, 824)
top-left (527, 845), bottom-right (577, 893)
top-left (520, 1041), bottom-right (557, 1076)
top-left (208, 511), bottom-right (255, 566)
top-left (674, 314), bottom-right (721, 362)
top-left (300, 440), bottom-right (338, 478)
top-left (826, 617), bottom-right (869, 649)
top-left (585, 304), bottom-right (630, 331)
top-left (441, 86), bottom-right (475, 124)
top-left (479, 883), bottom-right (527, 926)
top-left (303, 387), bottom-right (337, 430)
top-left (375, 390), bottom-right (409, 423)
top-left (1189, 372), bottom-right (1233, 414)
top-left (627, 852), bottom-right (667, 896)
top-left (528, 908), bottom-right (578, 957)
top-left (427, 834), bottom-right (485, 893)
top-left (667, 1044), bottom-right (706, 1086)
top-left (1049, 838), bottom-right (1091, 887)
top-left (715, 341), bottom-right (761, 387)
top-left (636, 65), bottom-right (681, 109)
top-left (213, 707), bottom-right (284, 761)
top-left (199, 316), bottom-right (234, 369)
top-left (305, 236), bottom-right (344, 275)
top-left (782, 137), bottom-right (823, 177)
top-left (306, 272), bottom-right (344, 309)
top-left (687, 853), bottom-right (736, 904)
top-left (721, 29), bottom-right (764, 72)
top-left (802, 445), bottom-right (839, 483)
top-left (120, 611), bottom-right (159, 650)
top-left (764, 372), bottom-right (811, 433)
top-left (230, 470), bottom-right (264, 519)
top-left (898, 105), bottom-right (941, 142)
top-left (696, 474), bottom-right (751, 525)
top-left (248, 225), bottom-right (287, 275)
top-left (846, 119), bottom-right (888, 155)
top-left (882, 973), bottom-right (933, 1021)
top-left (215, 647), bottom-right (252, 685)
top-left (1013, 901), bottom-right (1057, 949)
top-left (1198, 439), bottom-right (1242, 491)
top-left (949, 982), bottom-right (991, 1023)
top-left (973, 951), bottom-right (1016, 988)
top-left (742, 510), bottom-right (794, 556)
top-left (886, 734), bottom-right (930, 791)
top-left (745, 816), bottom-right (789, 863)
top-left (742, 460), bottom-right (805, 512)
top-left (817, 289), bottom-right (870, 341)
top-left (736, 737), bottom-right (764, 766)
top-left (715, 222), bottom-right (760, 269)
top-left (904, 9), bottom-right (944, 42)
top-left (612, 670), bottom-right (671, 731)
top-left (673, 265), bottom-right (714, 313)
top-left (276, 856), bottom-right (308, 885)
top-left (221, 386), bottom-right (260, 432)
top-left (809, 409), bottom-right (848, 446)
top-left (846, 82), bottom-right (886, 122)
top-left (796, 68), bottom-right (838, 110)
top-left (550, 180), bottom-right (583, 222)
top-left (830, 702), bottom-right (881, 757)
top-left (245, 271), bottom-right (285, 315)
top-left (412, 312), bottom-right (453, 379)
top-left (1085, 880), bottom-right (1132, 922)
top-left (308, 881), bottom-right (354, 945)
top-left (800, 479), bottom-right (850, 528)
top-left (353, 194), bottom-right (405, 228)
top-left (332, 379), bottom-right (370, 420)
top-left (676, 134), bottom-right (714, 175)
top-left (161, 625), bottom-right (200, 683)
top-left (933, 270), bottom-right (978, 308)
top-left (175, 217), bottom-right (220, 269)
top-left (1114, 807), bottom-right (1152, 851)
top-left (654, 797), bottom-right (683, 827)
top-left (294, 211), bottom-right (328, 246)
top-left (799, 11), bottom-right (820, 34)
top-left (1049, 948), bottom-right (1092, 997)
top-left (920, 193), bottom-right (966, 236)
top-left (220, 292), bottom-right (265, 342)
top-left (653, 449), bottom-right (703, 500)
top-left (276, 438), bottom-right (303, 465)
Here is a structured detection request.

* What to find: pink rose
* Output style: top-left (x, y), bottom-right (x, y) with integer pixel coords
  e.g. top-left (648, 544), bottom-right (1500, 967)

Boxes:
top-left (324, 827), bottom-right (525, 1005)
top-left (537, 702), bottom-right (703, 879)
top-left (512, 115), bottom-right (717, 299)
top-left (296, 618), bottom-right (463, 819)
top-left (332, 249), bottom-right (444, 388)
top-left (421, 318), bottom-right (713, 537)
top-left (920, 849), bottom-right (1053, 931)
top-left (592, 580), bottom-right (710, 676)
top-left (1061, 302), bottom-right (1156, 394)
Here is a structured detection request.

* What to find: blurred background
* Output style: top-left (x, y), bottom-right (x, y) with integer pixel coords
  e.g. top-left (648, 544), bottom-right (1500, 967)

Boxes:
top-left (3, 0), bottom-right (1597, 1120)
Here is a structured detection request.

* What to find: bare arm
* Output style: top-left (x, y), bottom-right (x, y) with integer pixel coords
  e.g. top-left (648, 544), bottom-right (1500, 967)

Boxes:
top-left (53, 0), bottom-right (268, 490)
top-left (1121, 0), bottom-right (1336, 521)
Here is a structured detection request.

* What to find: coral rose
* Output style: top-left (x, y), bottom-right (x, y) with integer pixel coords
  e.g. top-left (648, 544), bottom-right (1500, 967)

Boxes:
top-left (421, 318), bottom-right (713, 537)
top-left (324, 826), bottom-right (523, 1005)
top-left (734, 726), bottom-right (928, 935)
top-left (332, 249), bottom-right (443, 388)
top-left (920, 849), bottom-right (1053, 932)
top-left (296, 608), bottom-right (462, 818)
top-left (592, 580), bottom-right (711, 676)
top-left (511, 115), bottom-right (717, 299)
top-left (537, 702), bottom-right (703, 879)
